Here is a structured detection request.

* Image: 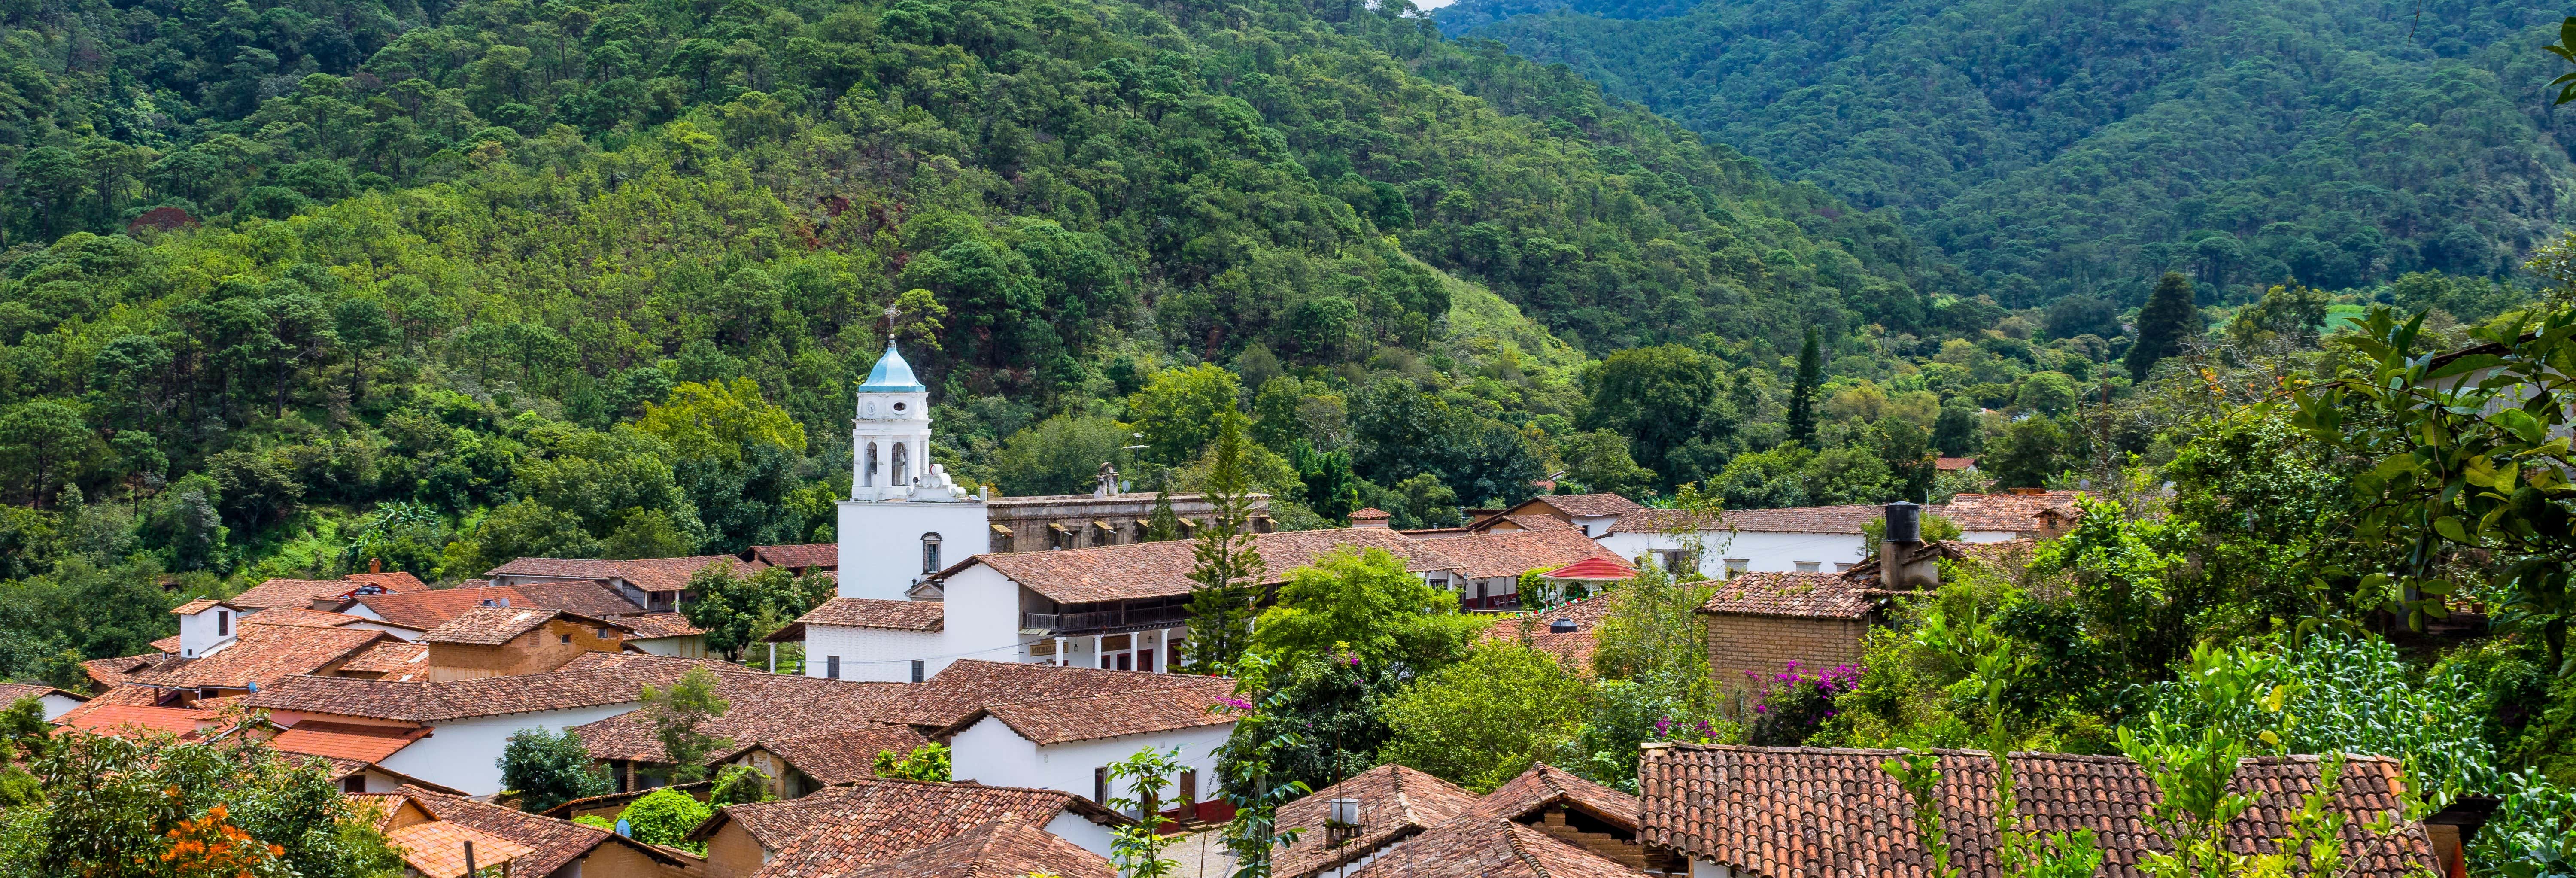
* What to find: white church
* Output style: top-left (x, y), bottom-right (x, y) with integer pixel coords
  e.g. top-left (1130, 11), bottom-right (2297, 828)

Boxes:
top-left (774, 335), bottom-right (1623, 683)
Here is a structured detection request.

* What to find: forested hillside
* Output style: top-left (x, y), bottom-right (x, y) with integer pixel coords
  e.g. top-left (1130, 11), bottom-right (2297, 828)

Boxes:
top-left (1443, 0), bottom-right (2576, 307)
top-left (0, 0), bottom-right (2051, 681)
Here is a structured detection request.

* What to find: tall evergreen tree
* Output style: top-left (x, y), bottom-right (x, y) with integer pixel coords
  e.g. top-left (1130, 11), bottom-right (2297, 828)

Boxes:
top-left (2126, 272), bottom-right (2205, 380)
top-left (1146, 489), bottom-right (1182, 542)
top-left (1788, 327), bottom-right (1823, 447)
top-left (1185, 411), bottom-right (1268, 674)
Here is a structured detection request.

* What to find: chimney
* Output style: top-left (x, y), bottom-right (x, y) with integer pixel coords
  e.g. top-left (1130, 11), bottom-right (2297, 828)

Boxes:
top-left (173, 601), bottom-right (239, 659)
top-left (1348, 508), bottom-right (1392, 529)
top-left (1880, 501), bottom-right (1939, 592)
top-left (370, 557), bottom-right (383, 574)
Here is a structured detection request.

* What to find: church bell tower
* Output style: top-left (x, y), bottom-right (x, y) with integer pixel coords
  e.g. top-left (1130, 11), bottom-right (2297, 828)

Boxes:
top-left (836, 308), bottom-right (987, 600)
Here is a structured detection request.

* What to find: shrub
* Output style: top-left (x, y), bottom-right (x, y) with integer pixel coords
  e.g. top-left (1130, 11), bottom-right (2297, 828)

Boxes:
top-left (1747, 661), bottom-right (1861, 746)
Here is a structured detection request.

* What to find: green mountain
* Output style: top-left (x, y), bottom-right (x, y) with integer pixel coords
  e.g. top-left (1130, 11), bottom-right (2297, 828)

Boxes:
top-left (1441, 0), bottom-right (2576, 306)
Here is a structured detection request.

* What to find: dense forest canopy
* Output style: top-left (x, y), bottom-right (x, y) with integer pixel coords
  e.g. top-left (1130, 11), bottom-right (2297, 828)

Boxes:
top-left (1441, 0), bottom-right (2576, 308)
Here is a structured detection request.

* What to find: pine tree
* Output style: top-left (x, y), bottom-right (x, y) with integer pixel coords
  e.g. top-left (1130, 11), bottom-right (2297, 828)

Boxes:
top-left (2126, 271), bottom-right (2204, 380)
top-left (1184, 411), bottom-right (1267, 674)
top-left (1788, 327), bottom-right (1823, 447)
top-left (1146, 489), bottom-right (1182, 542)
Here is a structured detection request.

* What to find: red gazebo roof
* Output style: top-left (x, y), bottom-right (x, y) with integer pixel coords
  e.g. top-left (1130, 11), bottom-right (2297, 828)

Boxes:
top-left (1540, 557), bottom-right (1638, 581)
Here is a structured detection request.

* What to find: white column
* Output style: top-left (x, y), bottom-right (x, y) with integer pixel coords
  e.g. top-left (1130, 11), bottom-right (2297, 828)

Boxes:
top-left (1092, 634), bottom-right (1104, 669)
top-left (1054, 636), bottom-right (1066, 666)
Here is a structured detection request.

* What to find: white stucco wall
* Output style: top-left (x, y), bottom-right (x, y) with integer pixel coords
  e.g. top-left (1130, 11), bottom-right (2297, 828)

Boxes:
top-left (1959, 529), bottom-right (2020, 543)
top-left (938, 566), bottom-right (1037, 669)
top-left (805, 624), bottom-right (945, 681)
top-left (1600, 529), bottom-right (1868, 577)
top-left (1045, 812), bottom-right (1118, 859)
top-left (626, 635), bottom-right (707, 658)
top-left (948, 715), bottom-right (1234, 812)
top-left (837, 499), bottom-right (989, 601)
top-left (343, 620), bottom-right (421, 641)
top-left (37, 693), bottom-right (82, 720)
top-left (374, 705), bottom-right (639, 794)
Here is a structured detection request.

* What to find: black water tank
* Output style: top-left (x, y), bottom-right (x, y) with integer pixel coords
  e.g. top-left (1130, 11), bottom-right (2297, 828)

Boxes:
top-left (1885, 501), bottom-right (1921, 543)
top-left (1549, 618), bottom-right (1578, 634)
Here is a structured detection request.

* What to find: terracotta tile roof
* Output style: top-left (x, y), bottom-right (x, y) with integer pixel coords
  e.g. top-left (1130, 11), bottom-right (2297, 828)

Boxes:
top-left (56, 702), bottom-right (210, 736)
top-left (1634, 745), bottom-right (2439, 878)
top-left (173, 598), bottom-right (231, 614)
top-left (395, 785), bottom-right (684, 876)
top-left (0, 682), bottom-right (83, 707)
top-left (570, 671), bottom-right (915, 763)
top-left (617, 611), bottom-right (705, 638)
top-left (768, 597), bottom-right (943, 642)
top-left (338, 641), bottom-right (431, 677)
top-left (233, 574), bottom-right (423, 610)
top-left (1719, 504), bottom-right (1885, 535)
top-left (342, 571), bottom-right (428, 592)
top-left (752, 543), bottom-right (839, 568)
top-left (387, 816), bottom-right (538, 878)
top-left (486, 555), bottom-right (763, 592)
top-left (1935, 456), bottom-right (1978, 471)
top-left (1469, 763), bottom-right (1639, 830)
top-left (269, 720), bottom-right (431, 763)
top-left (1437, 527), bottom-right (1627, 580)
top-left (128, 624), bottom-right (390, 690)
top-left (1544, 557), bottom-right (1638, 580)
top-left (1934, 492), bottom-right (2085, 532)
top-left (1599, 508), bottom-right (1722, 535)
top-left (961, 527), bottom-right (1455, 603)
top-left (354, 582), bottom-right (645, 632)
top-left (1349, 507), bottom-right (1393, 520)
top-left (834, 820), bottom-right (1116, 878)
top-left (1522, 493), bottom-right (1646, 518)
top-left (1953, 539), bottom-right (2039, 577)
top-left (510, 580), bottom-right (650, 617)
top-left (1481, 595), bottom-right (1616, 673)
top-left (687, 777), bottom-right (1123, 878)
top-left (150, 635), bottom-right (181, 653)
top-left (242, 653), bottom-right (733, 722)
top-left (85, 653), bottom-right (181, 687)
top-left (717, 724), bottom-right (932, 786)
top-left (1346, 816), bottom-right (1641, 878)
top-left (1696, 572), bottom-right (1880, 620)
top-left (422, 606), bottom-right (623, 646)
top-left (981, 674), bottom-right (1239, 745)
top-left (1275, 764), bottom-right (1483, 878)
top-left (906, 660), bottom-right (1232, 730)
top-left (242, 607), bottom-right (373, 629)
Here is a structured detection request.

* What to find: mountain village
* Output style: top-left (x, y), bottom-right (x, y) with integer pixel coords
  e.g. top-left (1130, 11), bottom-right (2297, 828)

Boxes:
top-left (2, 339), bottom-right (2485, 878)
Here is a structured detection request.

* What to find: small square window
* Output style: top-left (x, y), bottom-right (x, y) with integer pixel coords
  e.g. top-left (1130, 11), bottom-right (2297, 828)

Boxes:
top-left (559, 633), bottom-right (572, 644)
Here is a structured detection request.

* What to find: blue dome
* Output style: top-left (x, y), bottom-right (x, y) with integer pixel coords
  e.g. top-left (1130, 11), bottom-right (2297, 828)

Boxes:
top-left (859, 342), bottom-right (925, 391)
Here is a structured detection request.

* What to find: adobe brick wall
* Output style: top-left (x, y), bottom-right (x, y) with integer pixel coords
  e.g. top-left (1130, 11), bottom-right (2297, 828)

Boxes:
top-left (1704, 613), bottom-right (1867, 694)
top-left (425, 618), bottom-right (624, 681)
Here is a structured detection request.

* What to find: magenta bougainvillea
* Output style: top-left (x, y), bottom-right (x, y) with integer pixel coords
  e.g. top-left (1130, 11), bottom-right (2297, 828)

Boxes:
top-left (1746, 660), bottom-right (1861, 745)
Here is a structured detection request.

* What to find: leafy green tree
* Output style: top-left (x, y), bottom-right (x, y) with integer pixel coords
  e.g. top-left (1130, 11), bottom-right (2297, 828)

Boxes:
top-left (2289, 307), bottom-right (2576, 670)
top-left (1385, 473), bottom-right (1462, 530)
top-left (1932, 399), bottom-right (1984, 458)
top-left (497, 726), bottom-right (611, 814)
top-left (682, 565), bottom-right (830, 662)
top-left (0, 728), bottom-right (405, 878)
top-left (871, 743), bottom-right (951, 782)
top-left (0, 399), bottom-right (97, 507)
top-left (1127, 365), bottom-right (1242, 466)
top-left (992, 413), bottom-right (1133, 496)
top-left (1983, 417), bottom-right (2068, 490)
top-left (639, 668), bottom-right (731, 784)
top-left (2014, 372), bottom-right (2080, 416)
top-left (1184, 412), bottom-right (1267, 674)
top-left (617, 787), bottom-right (713, 851)
top-left (1145, 490), bottom-right (1183, 542)
top-left (1105, 747), bottom-right (1185, 878)
top-left (1873, 419), bottom-right (1938, 503)
top-left (2224, 284), bottom-right (2330, 349)
top-left (710, 764), bottom-right (773, 807)
top-left (1555, 429), bottom-right (1657, 498)
top-left (1581, 346), bottom-right (1723, 485)
top-left (1381, 641), bottom-right (1593, 792)
top-left (1250, 547), bottom-right (1486, 670)
top-left (1289, 441), bottom-right (1364, 524)
top-left (454, 498), bottom-right (607, 575)
top-left (2127, 273), bottom-right (2204, 380)
top-left (605, 509), bottom-right (699, 560)
top-left (1789, 327), bottom-right (1823, 447)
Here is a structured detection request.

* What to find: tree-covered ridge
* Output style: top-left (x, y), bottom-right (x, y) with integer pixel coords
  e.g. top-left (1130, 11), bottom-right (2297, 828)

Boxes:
top-left (0, 0), bottom-right (1958, 360)
top-left (1444, 0), bottom-right (2576, 307)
